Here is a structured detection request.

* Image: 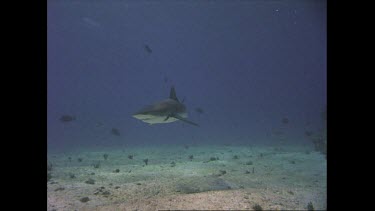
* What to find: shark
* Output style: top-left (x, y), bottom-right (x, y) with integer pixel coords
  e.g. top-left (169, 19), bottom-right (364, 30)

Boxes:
top-left (132, 86), bottom-right (199, 126)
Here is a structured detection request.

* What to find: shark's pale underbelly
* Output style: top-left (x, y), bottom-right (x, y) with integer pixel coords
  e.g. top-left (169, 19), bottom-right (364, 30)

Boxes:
top-left (133, 113), bottom-right (187, 125)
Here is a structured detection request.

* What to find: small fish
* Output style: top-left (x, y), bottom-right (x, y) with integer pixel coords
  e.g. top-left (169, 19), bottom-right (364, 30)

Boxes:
top-left (59, 115), bottom-right (76, 122)
top-left (111, 128), bottom-right (120, 136)
top-left (195, 107), bottom-right (204, 114)
top-left (281, 117), bottom-right (289, 124)
top-left (305, 131), bottom-right (313, 137)
top-left (144, 45), bottom-right (152, 54)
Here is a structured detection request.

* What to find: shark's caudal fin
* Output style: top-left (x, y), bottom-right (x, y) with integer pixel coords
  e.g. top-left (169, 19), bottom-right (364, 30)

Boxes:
top-left (169, 86), bottom-right (179, 102)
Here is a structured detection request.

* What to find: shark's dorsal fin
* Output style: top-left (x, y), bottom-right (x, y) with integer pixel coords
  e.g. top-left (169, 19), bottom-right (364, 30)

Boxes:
top-left (169, 86), bottom-right (179, 102)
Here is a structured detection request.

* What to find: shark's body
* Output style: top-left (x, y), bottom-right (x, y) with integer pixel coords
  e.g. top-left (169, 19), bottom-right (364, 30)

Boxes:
top-left (132, 86), bottom-right (199, 126)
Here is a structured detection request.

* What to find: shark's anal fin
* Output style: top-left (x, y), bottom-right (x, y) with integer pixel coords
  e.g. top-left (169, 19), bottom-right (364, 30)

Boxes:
top-left (172, 114), bottom-right (199, 127)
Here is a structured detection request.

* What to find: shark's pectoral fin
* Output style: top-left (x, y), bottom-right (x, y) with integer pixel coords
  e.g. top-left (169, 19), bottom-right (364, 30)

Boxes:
top-left (171, 114), bottom-right (199, 127)
top-left (164, 115), bottom-right (170, 121)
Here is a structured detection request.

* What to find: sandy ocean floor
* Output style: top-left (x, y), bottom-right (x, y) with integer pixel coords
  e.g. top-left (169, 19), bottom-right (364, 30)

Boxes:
top-left (47, 145), bottom-right (326, 210)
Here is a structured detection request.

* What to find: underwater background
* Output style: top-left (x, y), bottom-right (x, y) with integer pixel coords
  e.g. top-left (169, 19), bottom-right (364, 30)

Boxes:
top-left (48, 0), bottom-right (326, 210)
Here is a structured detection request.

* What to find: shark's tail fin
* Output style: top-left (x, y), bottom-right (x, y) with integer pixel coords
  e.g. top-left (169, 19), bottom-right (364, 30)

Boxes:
top-left (169, 86), bottom-right (179, 102)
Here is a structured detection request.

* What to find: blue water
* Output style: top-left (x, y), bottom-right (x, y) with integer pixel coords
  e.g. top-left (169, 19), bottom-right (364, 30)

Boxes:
top-left (47, 0), bottom-right (326, 152)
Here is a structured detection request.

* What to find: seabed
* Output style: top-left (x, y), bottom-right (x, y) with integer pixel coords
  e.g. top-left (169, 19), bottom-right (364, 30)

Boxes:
top-left (47, 144), bottom-right (326, 210)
